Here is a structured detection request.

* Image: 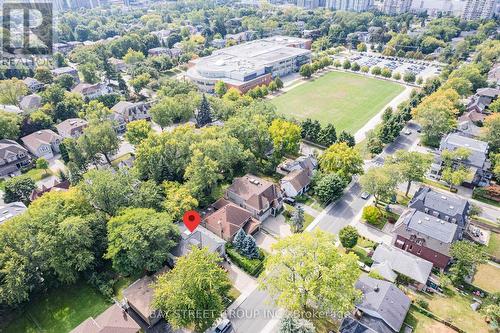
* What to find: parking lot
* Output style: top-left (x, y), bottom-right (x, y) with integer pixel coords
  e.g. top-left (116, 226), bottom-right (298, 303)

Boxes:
top-left (341, 53), bottom-right (442, 81)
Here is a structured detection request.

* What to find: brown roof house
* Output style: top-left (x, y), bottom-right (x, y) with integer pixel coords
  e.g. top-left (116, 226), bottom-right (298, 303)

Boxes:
top-left (30, 179), bottom-right (70, 201)
top-left (21, 130), bottom-right (62, 159)
top-left (225, 174), bottom-right (284, 221)
top-left (55, 118), bottom-right (88, 139)
top-left (203, 200), bottom-right (261, 241)
top-left (72, 82), bottom-right (112, 100)
top-left (0, 139), bottom-right (31, 177)
top-left (111, 101), bottom-right (152, 123)
top-left (70, 303), bottom-right (140, 333)
top-left (280, 168), bottom-right (311, 198)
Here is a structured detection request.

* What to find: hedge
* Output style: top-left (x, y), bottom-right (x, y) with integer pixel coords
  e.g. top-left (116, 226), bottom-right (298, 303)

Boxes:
top-left (226, 244), bottom-right (265, 277)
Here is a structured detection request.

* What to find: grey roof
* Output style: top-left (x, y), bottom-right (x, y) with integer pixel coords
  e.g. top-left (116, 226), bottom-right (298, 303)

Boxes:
top-left (339, 316), bottom-right (377, 333)
top-left (20, 94), bottom-right (42, 111)
top-left (371, 244), bottom-right (433, 285)
top-left (0, 139), bottom-right (28, 160)
top-left (170, 224), bottom-right (225, 258)
top-left (51, 66), bottom-right (77, 76)
top-left (406, 210), bottom-right (458, 243)
top-left (355, 276), bottom-right (411, 333)
top-left (0, 202), bottom-right (27, 225)
top-left (392, 209), bottom-right (460, 256)
top-left (476, 87), bottom-right (499, 98)
top-left (439, 132), bottom-right (489, 169)
top-left (409, 186), bottom-right (470, 223)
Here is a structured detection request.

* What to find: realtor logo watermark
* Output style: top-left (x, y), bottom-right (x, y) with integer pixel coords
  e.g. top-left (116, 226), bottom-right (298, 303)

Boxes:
top-left (2, 1), bottom-right (54, 55)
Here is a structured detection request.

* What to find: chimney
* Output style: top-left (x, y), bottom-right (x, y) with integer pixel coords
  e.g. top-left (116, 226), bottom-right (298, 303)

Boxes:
top-left (374, 284), bottom-right (379, 292)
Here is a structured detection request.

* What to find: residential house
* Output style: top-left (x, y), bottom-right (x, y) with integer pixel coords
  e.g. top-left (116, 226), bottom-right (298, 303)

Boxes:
top-left (0, 139), bottom-right (32, 177)
top-left (170, 224), bottom-right (226, 261)
top-left (71, 82), bottom-right (112, 100)
top-left (280, 168), bottom-right (311, 198)
top-left (276, 154), bottom-right (317, 176)
top-left (429, 132), bottom-right (491, 187)
top-left (203, 199), bottom-right (261, 241)
top-left (53, 42), bottom-right (73, 54)
top-left (23, 77), bottom-right (44, 93)
top-left (225, 174), bottom-right (284, 221)
top-left (225, 31), bottom-right (254, 44)
top-left (122, 268), bottom-right (171, 329)
top-left (392, 209), bottom-right (461, 269)
top-left (51, 66), bottom-right (80, 84)
top-left (148, 47), bottom-right (170, 56)
top-left (30, 179), bottom-right (70, 201)
top-left (109, 57), bottom-right (128, 72)
top-left (466, 87), bottom-right (499, 113)
top-left (0, 104), bottom-right (23, 116)
top-left (0, 202), bottom-right (27, 225)
top-left (371, 243), bottom-right (433, 291)
top-left (487, 62), bottom-right (500, 87)
top-left (458, 110), bottom-right (486, 137)
top-left (169, 47), bottom-right (183, 58)
top-left (211, 39), bottom-right (226, 48)
top-left (20, 94), bottom-right (42, 113)
top-left (339, 276), bottom-right (411, 333)
top-left (55, 118), bottom-right (88, 139)
top-left (21, 129), bottom-right (62, 159)
top-left (111, 101), bottom-right (152, 124)
top-left (409, 186), bottom-right (471, 232)
top-left (70, 303), bottom-right (140, 333)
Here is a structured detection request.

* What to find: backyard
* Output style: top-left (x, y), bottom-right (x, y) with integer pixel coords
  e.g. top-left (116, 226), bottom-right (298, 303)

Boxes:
top-left (4, 281), bottom-right (110, 333)
top-left (472, 263), bottom-right (500, 293)
top-left (271, 71), bottom-right (405, 133)
top-left (403, 306), bottom-right (456, 333)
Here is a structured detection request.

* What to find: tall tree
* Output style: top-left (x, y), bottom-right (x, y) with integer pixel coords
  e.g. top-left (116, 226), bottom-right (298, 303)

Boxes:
top-left (318, 124), bottom-right (337, 147)
top-left (105, 208), bottom-right (179, 275)
top-left (260, 230), bottom-right (361, 314)
top-left (196, 94), bottom-right (212, 127)
top-left (279, 313), bottom-right (315, 333)
top-left (319, 142), bottom-right (363, 180)
top-left (153, 247), bottom-right (231, 332)
top-left (290, 206), bottom-right (305, 233)
top-left (0, 110), bottom-right (21, 139)
top-left (360, 165), bottom-right (401, 206)
top-left (337, 131), bottom-right (355, 147)
top-left (79, 120), bottom-right (119, 165)
top-left (386, 151), bottom-right (432, 196)
top-left (482, 113), bottom-right (500, 153)
top-left (3, 176), bottom-right (36, 204)
top-left (339, 226), bottom-right (359, 249)
top-left (0, 79), bottom-right (28, 105)
top-left (449, 240), bottom-right (488, 284)
top-left (125, 119), bottom-right (152, 145)
top-left (269, 119), bottom-right (302, 157)
top-left (163, 181), bottom-right (198, 221)
top-left (313, 172), bottom-right (347, 204)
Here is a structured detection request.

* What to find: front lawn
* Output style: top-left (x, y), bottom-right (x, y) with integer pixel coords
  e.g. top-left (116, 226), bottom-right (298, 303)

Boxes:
top-left (403, 306), bottom-right (456, 333)
top-left (472, 263), bottom-right (500, 293)
top-left (271, 71), bottom-right (405, 132)
top-left (283, 203), bottom-right (315, 231)
top-left (4, 281), bottom-right (110, 333)
top-left (485, 232), bottom-right (500, 258)
top-left (23, 168), bottom-right (53, 181)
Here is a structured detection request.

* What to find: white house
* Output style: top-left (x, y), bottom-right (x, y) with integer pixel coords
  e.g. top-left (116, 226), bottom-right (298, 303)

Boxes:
top-left (280, 168), bottom-right (311, 198)
top-left (21, 130), bottom-right (62, 159)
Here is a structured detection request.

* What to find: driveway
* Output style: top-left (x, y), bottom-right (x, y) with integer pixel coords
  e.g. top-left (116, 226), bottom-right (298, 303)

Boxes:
top-left (254, 231), bottom-right (277, 253)
top-left (260, 215), bottom-right (291, 238)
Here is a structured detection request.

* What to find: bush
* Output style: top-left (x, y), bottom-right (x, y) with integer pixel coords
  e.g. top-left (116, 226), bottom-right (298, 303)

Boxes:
top-left (339, 226), bottom-right (359, 249)
top-left (226, 243), bottom-right (265, 277)
top-left (362, 206), bottom-right (382, 225)
top-left (416, 298), bottom-right (429, 309)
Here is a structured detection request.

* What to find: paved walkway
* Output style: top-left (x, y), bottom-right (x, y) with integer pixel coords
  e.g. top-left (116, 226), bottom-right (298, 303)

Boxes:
top-left (354, 85), bottom-right (413, 143)
top-left (296, 203), bottom-right (321, 218)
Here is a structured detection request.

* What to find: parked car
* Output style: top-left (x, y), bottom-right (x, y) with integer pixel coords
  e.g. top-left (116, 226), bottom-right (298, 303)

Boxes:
top-left (361, 192), bottom-right (371, 199)
top-left (214, 319), bottom-right (232, 333)
top-left (404, 129), bottom-right (412, 135)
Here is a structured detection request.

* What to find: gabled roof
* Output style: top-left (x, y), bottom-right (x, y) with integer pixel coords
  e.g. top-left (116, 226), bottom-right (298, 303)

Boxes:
top-left (371, 244), bottom-right (433, 285)
top-left (0, 139), bottom-right (28, 160)
top-left (476, 87), bottom-right (500, 98)
top-left (111, 101), bottom-right (135, 114)
top-left (71, 82), bottom-right (105, 95)
top-left (21, 130), bottom-right (62, 151)
top-left (171, 224), bottom-right (225, 258)
top-left (339, 316), bottom-right (377, 333)
top-left (70, 303), bottom-right (140, 333)
top-left (55, 118), bottom-right (88, 135)
top-left (51, 66), bottom-right (77, 76)
top-left (203, 202), bottom-right (260, 239)
top-left (355, 276), bottom-right (410, 333)
top-left (227, 174), bottom-right (282, 211)
top-left (409, 186), bottom-right (470, 222)
top-left (20, 94), bottom-right (42, 111)
top-left (281, 168), bottom-right (311, 192)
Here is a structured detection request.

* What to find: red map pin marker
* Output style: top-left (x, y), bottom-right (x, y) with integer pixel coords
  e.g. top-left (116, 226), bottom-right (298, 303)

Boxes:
top-left (183, 210), bottom-right (201, 233)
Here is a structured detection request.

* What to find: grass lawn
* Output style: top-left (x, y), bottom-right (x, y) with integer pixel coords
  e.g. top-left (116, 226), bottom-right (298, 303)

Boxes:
top-left (421, 289), bottom-right (490, 333)
top-left (284, 203), bottom-right (315, 231)
top-left (472, 263), bottom-right (500, 293)
top-left (485, 232), bottom-right (500, 258)
top-left (403, 306), bottom-right (456, 333)
top-left (111, 153), bottom-right (133, 167)
top-left (5, 281), bottom-right (110, 333)
top-left (23, 168), bottom-right (53, 181)
top-left (271, 71), bottom-right (405, 132)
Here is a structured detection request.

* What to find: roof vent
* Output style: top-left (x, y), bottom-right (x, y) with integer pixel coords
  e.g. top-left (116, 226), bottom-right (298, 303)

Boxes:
top-left (441, 196), bottom-right (447, 200)
top-left (417, 220), bottom-right (422, 224)
top-left (37, 131), bottom-right (42, 135)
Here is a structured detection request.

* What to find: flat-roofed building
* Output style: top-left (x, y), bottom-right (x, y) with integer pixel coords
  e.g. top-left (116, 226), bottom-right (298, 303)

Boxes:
top-left (187, 36), bottom-right (311, 93)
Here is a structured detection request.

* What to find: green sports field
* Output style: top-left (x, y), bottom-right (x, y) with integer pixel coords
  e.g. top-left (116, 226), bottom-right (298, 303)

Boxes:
top-left (271, 71), bottom-right (405, 134)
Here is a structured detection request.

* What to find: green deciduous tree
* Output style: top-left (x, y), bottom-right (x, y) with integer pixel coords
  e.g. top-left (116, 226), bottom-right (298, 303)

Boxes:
top-left (299, 64), bottom-right (313, 78)
top-left (36, 158), bottom-right (49, 175)
top-left (125, 119), bottom-right (152, 145)
top-left (3, 175), bottom-right (36, 204)
top-left (105, 208), bottom-right (179, 275)
top-left (339, 226), bottom-right (359, 249)
top-left (386, 151), bottom-right (432, 196)
top-left (449, 240), bottom-right (488, 285)
top-left (153, 247), bottom-right (231, 332)
top-left (260, 230), bottom-right (361, 314)
top-left (337, 131), bottom-right (355, 147)
top-left (360, 165), bottom-right (400, 206)
top-left (279, 313), bottom-right (315, 333)
top-left (163, 181), bottom-right (198, 221)
top-left (34, 66), bottom-right (53, 84)
top-left (362, 206), bottom-right (382, 225)
top-left (313, 172), bottom-right (347, 204)
top-left (0, 79), bottom-right (28, 105)
top-left (319, 142), bottom-right (363, 180)
top-left (0, 110), bottom-right (21, 139)
top-left (482, 114), bottom-right (500, 153)
top-left (269, 119), bottom-right (302, 157)
top-left (214, 81), bottom-right (227, 97)
top-left (79, 120), bottom-right (119, 165)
